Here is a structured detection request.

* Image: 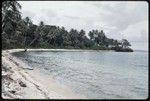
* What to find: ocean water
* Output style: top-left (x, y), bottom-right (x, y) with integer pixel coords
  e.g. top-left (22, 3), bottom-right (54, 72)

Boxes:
top-left (12, 50), bottom-right (148, 99)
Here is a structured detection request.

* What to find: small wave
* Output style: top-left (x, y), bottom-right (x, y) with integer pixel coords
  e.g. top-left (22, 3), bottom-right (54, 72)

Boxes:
top-left (25, 58), bottom-right (43, 64)
top-left (134, 86), bottom-right (146, 91)
top-left (134, 64), bottom-right (148, 67)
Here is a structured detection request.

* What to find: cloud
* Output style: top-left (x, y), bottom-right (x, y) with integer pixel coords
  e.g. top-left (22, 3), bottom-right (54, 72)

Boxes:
top-left (21, 10), bottom-right (35, 19)
top-left (122, 21), bottom-right (148, 42)
top-left (97, 2), bottom-right (147, 30)
top-left (42, 9), bottom-right (58, 18)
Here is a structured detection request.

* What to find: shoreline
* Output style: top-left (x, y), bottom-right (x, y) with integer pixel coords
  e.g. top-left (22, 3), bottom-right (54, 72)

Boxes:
top-left (9, 48), bottom-right (115, 52)
top-left (2, 49), bottom-right (86, 99)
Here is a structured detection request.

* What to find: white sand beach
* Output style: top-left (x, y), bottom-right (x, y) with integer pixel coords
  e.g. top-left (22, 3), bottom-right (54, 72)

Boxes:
top-left (2, 49), bottom-right (86, 99)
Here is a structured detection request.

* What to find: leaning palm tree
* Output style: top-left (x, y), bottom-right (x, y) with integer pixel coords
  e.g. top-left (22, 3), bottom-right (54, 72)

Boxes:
top-left (24, 21), bottom-right (45, 51)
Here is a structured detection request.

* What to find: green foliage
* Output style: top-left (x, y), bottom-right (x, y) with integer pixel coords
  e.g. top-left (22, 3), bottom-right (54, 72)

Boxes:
top-left (2, 1), bottom-right (22, 49)
top-left (121, 39), bottom-right (131, 48)
top-left (2, 1), bottom-right (132, 51)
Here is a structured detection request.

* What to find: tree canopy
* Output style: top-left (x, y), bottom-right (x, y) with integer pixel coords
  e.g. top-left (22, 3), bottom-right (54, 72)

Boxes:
top-left (2, 1), bottom-right (133, 52)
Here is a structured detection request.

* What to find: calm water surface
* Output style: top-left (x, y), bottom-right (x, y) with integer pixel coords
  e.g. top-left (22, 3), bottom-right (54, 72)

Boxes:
top-left (12, 50), bottom-right (148, 99)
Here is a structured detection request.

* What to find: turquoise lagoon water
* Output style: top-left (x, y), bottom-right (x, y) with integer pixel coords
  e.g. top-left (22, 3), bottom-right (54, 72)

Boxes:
top-left (12, 50), bottom-right (148, 99)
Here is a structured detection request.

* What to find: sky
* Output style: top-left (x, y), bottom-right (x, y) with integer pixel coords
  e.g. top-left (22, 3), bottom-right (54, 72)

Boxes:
top-left (18, 1), bottom-right (148, 51)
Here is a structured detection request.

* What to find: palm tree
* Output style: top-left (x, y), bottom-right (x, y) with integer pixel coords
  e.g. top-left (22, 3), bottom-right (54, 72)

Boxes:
top-left (25, 21), bottom-right (45, 50)
top-left (121, 39), bottom-right (131, 48)
top-left (2, 1), bottom-right (22, 49)
top-left (88, 31), bottom-right (94, 40)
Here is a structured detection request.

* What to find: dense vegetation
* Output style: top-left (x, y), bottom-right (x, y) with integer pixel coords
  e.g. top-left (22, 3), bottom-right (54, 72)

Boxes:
top-left (2, 1), bottom-right (133, 51)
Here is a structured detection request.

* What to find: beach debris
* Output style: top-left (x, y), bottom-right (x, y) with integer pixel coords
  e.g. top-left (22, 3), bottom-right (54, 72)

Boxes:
top-left (18, 80), bottom-right (27, 87)
top-left (10, 90), bottom-right (16, 94)
top-left (24, 49), bottom-right (27, 52)
top-left (22, 67), bottom-right (34, 70)
top-left (2, 63), bottom-right (12, 72)
top-left (2, 73), bottom-right (15, 83)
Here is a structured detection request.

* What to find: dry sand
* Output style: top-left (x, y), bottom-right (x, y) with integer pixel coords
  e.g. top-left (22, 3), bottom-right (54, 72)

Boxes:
top-left (2, 49), bottom-right (86, 99)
